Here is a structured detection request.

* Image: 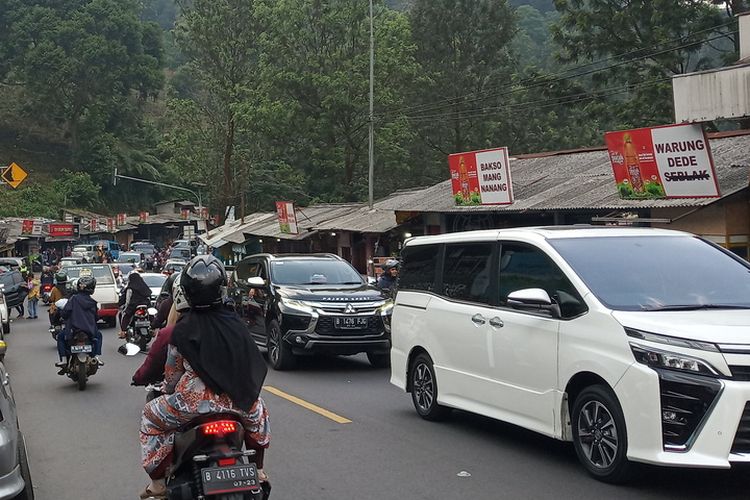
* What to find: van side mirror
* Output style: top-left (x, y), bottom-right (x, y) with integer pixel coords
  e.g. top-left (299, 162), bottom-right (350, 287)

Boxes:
top-left (507, 288), bottom-right (560, 318)
top-left (246, 276), bottom-right (266, 288)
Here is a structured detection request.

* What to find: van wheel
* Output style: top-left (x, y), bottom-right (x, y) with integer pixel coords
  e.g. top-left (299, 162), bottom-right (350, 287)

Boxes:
top-left (366, 352), bottom-right (390, 368)
top-left (571, 385), bottom-right (631, 483)
top-left (267, 320), bottom-right (296, 370)
top-left (410, 353), bottom-right (451, 421)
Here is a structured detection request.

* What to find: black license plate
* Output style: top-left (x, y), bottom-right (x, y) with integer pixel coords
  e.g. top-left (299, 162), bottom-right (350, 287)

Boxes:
top-left (201, 464), bottom-right (259, 495)
top-left (333, 317), bottom-right (369, 330)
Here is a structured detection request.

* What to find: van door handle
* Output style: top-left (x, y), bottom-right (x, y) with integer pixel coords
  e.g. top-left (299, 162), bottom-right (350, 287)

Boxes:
top-left (471, 314), bottom-right (486, 325)
top-left (489, 317), bottom-right (504, 328)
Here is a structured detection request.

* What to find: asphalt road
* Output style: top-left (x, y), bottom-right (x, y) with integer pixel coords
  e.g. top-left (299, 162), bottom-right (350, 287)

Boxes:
top-left (2, 312), bottom-right (749, 500)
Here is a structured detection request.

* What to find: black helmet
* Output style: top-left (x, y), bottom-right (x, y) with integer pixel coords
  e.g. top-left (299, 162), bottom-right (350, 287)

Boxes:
top-left (180, 255), bottom-right (227, 309)
top-left (55, 271), bottom-right (68, 284)
top-left (382, 259), bottom-right (400, 272)
top-left (77, 276), bottom-right (97, 294)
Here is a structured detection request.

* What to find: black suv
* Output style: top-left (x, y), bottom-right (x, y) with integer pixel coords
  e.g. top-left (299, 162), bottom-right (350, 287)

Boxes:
top-left (230, 253), bottom-right (392, 370)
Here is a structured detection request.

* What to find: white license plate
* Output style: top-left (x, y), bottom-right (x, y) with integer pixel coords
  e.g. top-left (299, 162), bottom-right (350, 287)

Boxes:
top-left (333, 317), bottom-right (369, 329)
top-left (201, 464), bottom-right (259, 495)
top-left (135, 320), bottom-right (150, 327)
top-left (70, 345), bottom-right (92, 354)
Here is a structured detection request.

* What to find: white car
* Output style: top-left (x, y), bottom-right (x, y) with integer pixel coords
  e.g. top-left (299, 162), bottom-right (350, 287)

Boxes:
top-left (391, 226), bottom-right (750, 482)
top-left (139, 273), bottom-right (167, 305)
top-left (64, 264), bottom-right (120, 328)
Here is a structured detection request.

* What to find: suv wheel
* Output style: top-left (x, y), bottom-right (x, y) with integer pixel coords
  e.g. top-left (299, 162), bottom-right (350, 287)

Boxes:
top-left (267, 320), bottom-right (296, 370)
top-left (366, 352), bottom-right (390, 368)
top-left (410, 353), bottom-right (451, 421)
top-left (571, 385), bottom-right (631, 483)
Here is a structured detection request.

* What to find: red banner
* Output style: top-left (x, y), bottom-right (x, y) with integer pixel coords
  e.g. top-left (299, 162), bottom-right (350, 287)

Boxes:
top-left (107, 218), bottom-right (115, 233)
top-left (116, 213), bottom-right (127, 226)
top-left (139, 211), bottom-right (149, 223)
top-left (275, 201), bottom-right (299, 234)
top-left (89, 219), bottom-right (98, 232)
top-left (605, 123), bottom-right (719, 199)
top-left (181, 208), bottom-right (190, 220)
top-left (20, 220), bottom-right (33, 235)
top-left (199, 207), bottom-right (209, 220)
top-left (48, 223), bottom-right (78, 238)
top-left (448, 147), bottom-right (513, 206)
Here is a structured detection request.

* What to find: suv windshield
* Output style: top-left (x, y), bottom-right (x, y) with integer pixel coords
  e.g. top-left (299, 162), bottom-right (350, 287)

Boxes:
top-left (270, 259), bottom-right (363, 285)
top-left (549, 235), bottom-right (750, 311)
top-left (65, 265), bottom-right (115, 285)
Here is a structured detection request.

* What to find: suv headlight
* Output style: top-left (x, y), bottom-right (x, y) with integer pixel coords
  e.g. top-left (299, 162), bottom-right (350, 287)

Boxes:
top-left (279, 298), bottom-right (315, 315)
top-left (630, 343), bottom-right (720, 377)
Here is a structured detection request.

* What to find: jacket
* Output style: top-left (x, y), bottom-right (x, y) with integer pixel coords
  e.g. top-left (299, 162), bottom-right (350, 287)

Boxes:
top-left (61, 293), bottom-right (98, 336)
top-left (132, 325), bottom-right (174, 386)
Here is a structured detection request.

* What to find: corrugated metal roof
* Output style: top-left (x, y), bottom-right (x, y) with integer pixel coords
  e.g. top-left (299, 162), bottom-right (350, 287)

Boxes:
top-left (388, 133), bottom-right (750, 213)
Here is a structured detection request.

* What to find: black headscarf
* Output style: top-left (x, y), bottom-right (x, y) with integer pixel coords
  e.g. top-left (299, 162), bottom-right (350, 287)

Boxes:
top-left (172, 307), bottom-right (267, 410)
top-left (126, 272), bottom-right (152, 299)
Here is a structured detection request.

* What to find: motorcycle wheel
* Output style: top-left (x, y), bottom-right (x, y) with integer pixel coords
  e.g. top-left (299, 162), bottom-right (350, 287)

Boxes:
top-left (77, 361), bottom-right (87, 391)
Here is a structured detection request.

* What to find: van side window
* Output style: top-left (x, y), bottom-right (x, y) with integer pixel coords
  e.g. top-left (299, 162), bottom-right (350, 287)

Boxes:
top-left (442, 243), bottom-right (493, 304)
top-left (399, 245), bottom-right (437, 292)
top-left (499, 243), bottom-right (586, 318)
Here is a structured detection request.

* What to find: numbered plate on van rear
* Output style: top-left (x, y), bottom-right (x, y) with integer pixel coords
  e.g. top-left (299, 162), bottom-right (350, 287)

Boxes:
top-left (201, 464), bottom-right (259, 495)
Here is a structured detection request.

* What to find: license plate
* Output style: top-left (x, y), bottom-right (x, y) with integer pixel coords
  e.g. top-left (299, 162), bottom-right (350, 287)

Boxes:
top-left (70, 345), bottom-right (92, 354)
top-left (201, 464), bottom-right (259, 495)
top-left (333, 317), bottom-right (369, 329)
top-left (135, 320), bottom-right (150, 327)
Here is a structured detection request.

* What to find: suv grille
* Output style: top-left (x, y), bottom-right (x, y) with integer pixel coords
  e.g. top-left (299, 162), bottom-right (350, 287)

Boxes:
top-left (731, 402), bottom-right (750, 454)
top-left (316, 316), bottom-right (384, 336)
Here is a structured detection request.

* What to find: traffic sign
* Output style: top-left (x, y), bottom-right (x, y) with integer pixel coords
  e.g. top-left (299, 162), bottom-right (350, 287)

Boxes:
top-left (1, 162), bottom-right (28, 189)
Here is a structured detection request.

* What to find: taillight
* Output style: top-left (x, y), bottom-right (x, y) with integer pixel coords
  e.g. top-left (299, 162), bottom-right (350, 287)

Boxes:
top-left (201, 420), bottom-right (238, 437)
top-left (135, 307), bottom-right (147, 317)
top-left (218, 458), bottom-right (237, 466)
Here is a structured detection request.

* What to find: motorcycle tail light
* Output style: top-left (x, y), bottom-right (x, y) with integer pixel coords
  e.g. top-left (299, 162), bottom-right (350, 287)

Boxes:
top-left (218, 458), bottom-right (237, 466)
top-left (201, 420), bottom-right (238, 437)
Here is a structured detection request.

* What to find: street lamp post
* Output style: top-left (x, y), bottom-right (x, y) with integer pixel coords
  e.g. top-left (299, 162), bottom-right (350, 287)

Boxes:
top-left (113, 168), bottom-right (204, 210)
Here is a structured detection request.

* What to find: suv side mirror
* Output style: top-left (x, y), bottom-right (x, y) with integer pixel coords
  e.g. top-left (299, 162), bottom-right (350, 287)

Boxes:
top-left (246, 276), bottom-right (266, 288)
top-left (507, 288), bottom-right (560, 318)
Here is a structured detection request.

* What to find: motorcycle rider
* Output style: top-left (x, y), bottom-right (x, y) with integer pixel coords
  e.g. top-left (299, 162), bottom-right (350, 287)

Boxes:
top-left (118, 272), bottom-right (152, 339)
top-left (48, 271), bottom-right (70, 326)
top-left (139, 255), bottom-right (270, 499)
top-left (55, 276), bottom-right (104, 374)
top-left (377, 259), bottom-right (400, 293)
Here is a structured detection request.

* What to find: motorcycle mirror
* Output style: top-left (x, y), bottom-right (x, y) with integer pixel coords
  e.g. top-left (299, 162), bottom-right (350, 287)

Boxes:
top-left (118, 343), bottom-right (141, 356)
top-left (147, 307), bottom-right (158, 316)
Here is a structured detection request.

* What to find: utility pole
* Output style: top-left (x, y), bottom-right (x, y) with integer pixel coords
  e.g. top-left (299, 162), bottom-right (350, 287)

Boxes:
top-left (368, 0), bottom-right (375, 209)
top-left (113, 168), bottom-right (203, 211)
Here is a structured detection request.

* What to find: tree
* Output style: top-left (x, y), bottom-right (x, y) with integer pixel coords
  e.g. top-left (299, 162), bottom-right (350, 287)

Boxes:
top-left (551, 0), bottom-right (731, 126)
top-left (1, 0), bottom-right (164, 156)
top-left (0, 170), bottom-right (100, 218)
top-left (407, 0), bottom-right (517, 157)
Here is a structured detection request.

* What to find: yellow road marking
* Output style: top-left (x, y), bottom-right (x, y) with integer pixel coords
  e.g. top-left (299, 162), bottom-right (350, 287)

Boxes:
top-left (263, 385), bottom-right (352, 424)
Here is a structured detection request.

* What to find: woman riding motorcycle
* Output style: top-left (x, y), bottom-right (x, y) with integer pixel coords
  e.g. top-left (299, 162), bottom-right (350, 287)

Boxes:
top-left (48, 271), bottom-right (70, 326)
top-left (55, 276), bottom-right (104, 374)
top-left (139, 255), bottom-right (270, 499)
top-left (119, 272), bottom-right (153, 339)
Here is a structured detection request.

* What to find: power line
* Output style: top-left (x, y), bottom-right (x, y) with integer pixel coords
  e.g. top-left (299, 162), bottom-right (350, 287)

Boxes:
top-left (381, 22), bottom-right (736, 119)
top-left (400, 77), bottom-right (674, 124)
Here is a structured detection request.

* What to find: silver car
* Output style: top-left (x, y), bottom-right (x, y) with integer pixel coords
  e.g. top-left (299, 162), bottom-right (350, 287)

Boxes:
top-left (0, 290), bottom-right (8, 336)
top-left (0, 353), bottom-right (33, 499)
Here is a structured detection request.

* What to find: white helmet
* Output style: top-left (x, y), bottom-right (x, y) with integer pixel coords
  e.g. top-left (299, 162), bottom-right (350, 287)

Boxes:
top-left (172, 272), bottom-right (190, 312)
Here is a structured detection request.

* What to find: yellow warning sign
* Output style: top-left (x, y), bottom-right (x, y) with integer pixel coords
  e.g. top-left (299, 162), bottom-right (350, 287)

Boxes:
top-left (1, 162), bottom-right (28, 189)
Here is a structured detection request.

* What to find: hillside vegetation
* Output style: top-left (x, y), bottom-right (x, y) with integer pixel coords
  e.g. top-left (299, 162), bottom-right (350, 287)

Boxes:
top-left (0, 0), bottom-right (738, 218)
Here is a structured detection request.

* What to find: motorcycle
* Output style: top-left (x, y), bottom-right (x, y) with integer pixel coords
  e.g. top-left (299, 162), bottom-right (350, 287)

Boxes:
top-left (49, 298), bottom-right (68, 341)
top-left (41, 282), bottom-right (54, 305)
top-left (63, 330), bottom-right (99, 391)
top-left (165, 414), bottom-right (270, 500)
top-left (125, 305), bottom-right (157, 353)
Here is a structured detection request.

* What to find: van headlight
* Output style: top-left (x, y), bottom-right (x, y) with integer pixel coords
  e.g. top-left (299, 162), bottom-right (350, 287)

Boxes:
top-left (378, 302), bottom-right (394, 333)
top-left (630, 343), bottom-right (720, 377)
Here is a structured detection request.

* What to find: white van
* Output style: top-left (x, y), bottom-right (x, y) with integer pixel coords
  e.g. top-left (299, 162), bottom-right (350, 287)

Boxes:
top-left (390, 226), bottom-right (750, 482)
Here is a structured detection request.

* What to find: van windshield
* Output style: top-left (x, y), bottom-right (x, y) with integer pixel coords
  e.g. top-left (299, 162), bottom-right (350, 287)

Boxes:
top-left (549, 235), bottom-right (750, 311)
top-left (270, 260), bottom-right (363, 285)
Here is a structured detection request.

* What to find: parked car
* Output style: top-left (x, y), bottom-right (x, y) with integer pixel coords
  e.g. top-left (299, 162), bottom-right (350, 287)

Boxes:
top-left (64, 265), bottom-right (119, 328)
top-left (70, 245), bottom-right (95, 263)
top-left (391, 226), bottom-right (750, 482)
top-left (0, 272), bottom-right (27, 311)
top-left (0, 290), bottom-right (8, 335)
top-left (0, 259), bottom-right (23, 272)
top-left (230, 253), bottom-right (392, 370)
top-left (0, 356), bottom-right (33, 498)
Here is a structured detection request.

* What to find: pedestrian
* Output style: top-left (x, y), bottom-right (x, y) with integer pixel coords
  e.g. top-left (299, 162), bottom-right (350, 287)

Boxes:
top-left (26, 279), bottom-right (40, 319)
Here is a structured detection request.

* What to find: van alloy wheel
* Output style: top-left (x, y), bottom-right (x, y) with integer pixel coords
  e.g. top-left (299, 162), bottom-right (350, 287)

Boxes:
top-left (413, 362), bottom-right (434, 412)
top-left (577, 401), bottom-right (618, 469)
top-left (410, 354), bottom-right (450, 420)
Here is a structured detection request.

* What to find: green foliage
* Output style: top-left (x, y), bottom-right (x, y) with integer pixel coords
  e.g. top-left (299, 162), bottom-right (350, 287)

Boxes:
top-left (0, 170), bottom-right (100, 218)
